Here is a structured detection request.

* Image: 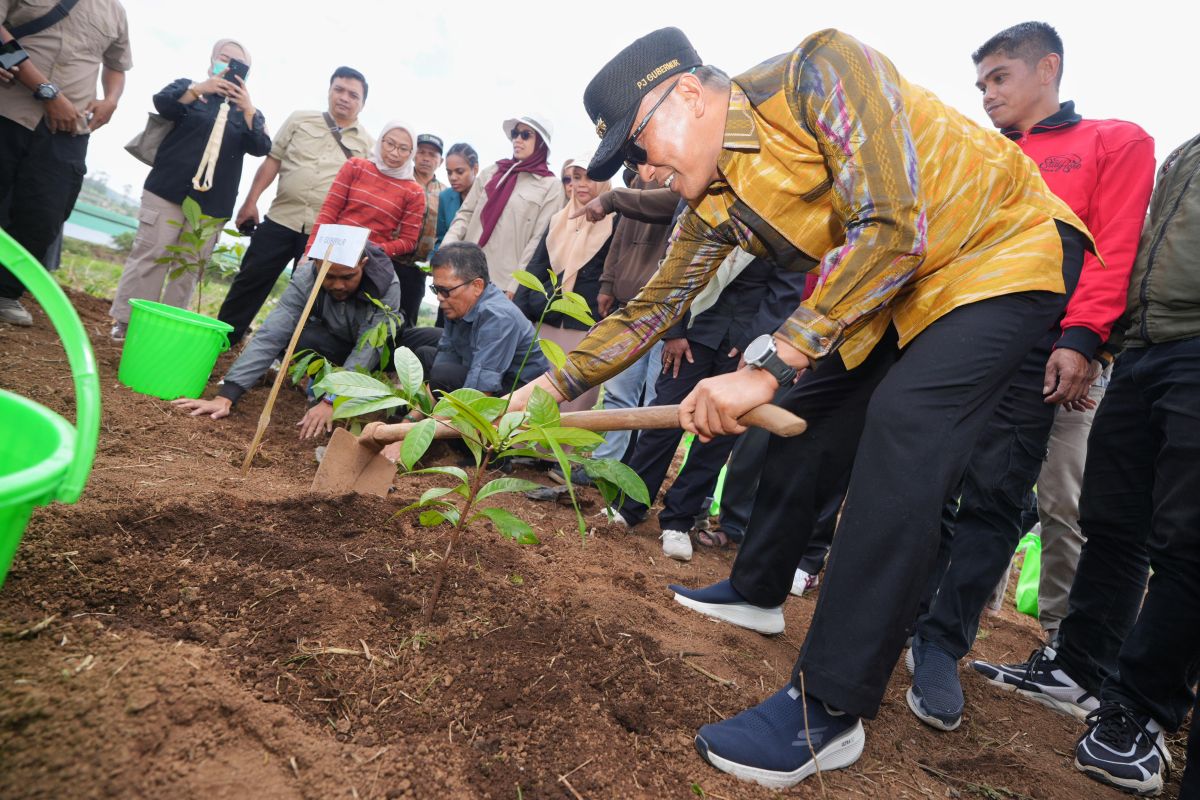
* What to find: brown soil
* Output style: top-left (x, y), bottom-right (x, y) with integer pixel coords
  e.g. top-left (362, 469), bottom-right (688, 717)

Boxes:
top-left (0, 289), bottom-right (1189, 799)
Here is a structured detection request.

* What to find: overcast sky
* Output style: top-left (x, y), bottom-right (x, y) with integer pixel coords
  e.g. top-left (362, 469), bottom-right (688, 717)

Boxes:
top-left (87, 0), bottom-right (1195, 213)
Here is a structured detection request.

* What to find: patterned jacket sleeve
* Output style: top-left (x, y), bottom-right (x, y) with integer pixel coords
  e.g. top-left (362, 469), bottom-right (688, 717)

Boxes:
top-left (549, 209), bottom-right (734, 399)
top-left (776, 32), bottom-right (928, 361)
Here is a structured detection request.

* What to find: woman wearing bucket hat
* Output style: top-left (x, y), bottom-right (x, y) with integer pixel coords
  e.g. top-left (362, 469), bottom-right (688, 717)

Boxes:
top-left (441, 113), bottom-right (564, 294)
top-left (513, 153), bottom-right (613, 413)
top-left (109, 39), bottom-right (270, 340)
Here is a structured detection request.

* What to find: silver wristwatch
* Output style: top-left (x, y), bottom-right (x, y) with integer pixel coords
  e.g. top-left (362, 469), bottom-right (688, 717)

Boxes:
top-left (744, 334), bottom-right (798, 386)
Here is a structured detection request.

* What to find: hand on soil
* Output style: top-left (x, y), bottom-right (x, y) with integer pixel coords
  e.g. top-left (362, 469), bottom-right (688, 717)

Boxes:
top-left (171, 396), bottom-right (232, 419)
top-left (296, 402), bottom-right (334, 439)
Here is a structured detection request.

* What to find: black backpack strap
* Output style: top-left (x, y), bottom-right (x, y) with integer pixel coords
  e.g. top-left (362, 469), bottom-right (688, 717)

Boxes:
top-left (7, 0), bottom-right (82, 39)
top-left (322, 112), bottom-right (355, 159)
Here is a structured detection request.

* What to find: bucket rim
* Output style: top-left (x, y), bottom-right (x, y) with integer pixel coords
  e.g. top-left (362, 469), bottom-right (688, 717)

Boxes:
top-left (0, 389), bottom-right (76, 508)
top-left (128, 298), bottom-right (234, 334)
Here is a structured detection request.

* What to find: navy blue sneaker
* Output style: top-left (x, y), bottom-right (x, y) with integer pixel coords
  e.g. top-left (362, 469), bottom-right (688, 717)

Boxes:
top-left (906, 633), bottom-right (963, 731)
top-left (669, 579), bottom-right (784, 635)
top-left (695, 684), bottom-right (864, 789)
top-left (1075, 703), bottom-right (1171, 796)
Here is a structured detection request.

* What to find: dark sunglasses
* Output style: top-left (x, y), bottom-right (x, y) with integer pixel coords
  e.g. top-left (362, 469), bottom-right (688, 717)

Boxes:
top-left (429, 280), bottom-right (471, 298)
top-left (510, 128), bottom-right (536, 141)
top-left (622, 67), bottom-right (695, 172)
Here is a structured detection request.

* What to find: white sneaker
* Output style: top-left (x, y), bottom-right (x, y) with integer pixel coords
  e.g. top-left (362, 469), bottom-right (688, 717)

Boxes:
top-left (661, 529), bottom-right (693, 562)
top-left (598, 507), bottom-right (628, 527)
top-left (789, 569), bottom-right (819, 597)
top-left (110, 322), bottom-right (127, 341)
top-left (0, 297), bottom-right (33, 326)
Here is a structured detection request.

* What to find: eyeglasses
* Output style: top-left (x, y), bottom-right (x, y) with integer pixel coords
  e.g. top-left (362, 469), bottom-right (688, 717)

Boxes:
top-left (622, 67), bottom-right (695, 171)
top-left (429, 280), bottom-right (471, 298)
top-left (381, 139), bottom-right (412, 154)
top-left (510, 128), bottom-right (535, 142)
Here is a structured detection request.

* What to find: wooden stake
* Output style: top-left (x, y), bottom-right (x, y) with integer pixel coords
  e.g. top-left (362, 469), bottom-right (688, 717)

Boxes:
top-left (241, 245), bottom-right (335, 474)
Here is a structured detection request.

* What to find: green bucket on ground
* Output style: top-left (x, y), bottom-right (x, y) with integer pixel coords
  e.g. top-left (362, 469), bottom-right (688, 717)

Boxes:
top-left (0, 229), bottom-right (101, 589)
top-left (118, 298), bottom-right (232, 399)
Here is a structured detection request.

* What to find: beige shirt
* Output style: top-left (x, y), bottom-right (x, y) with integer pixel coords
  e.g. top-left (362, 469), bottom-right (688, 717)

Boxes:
top-left (442, 164), bottom-right (565, 293)
top-left (0, 0), bottom-right (132, 132)
top-left (266, 110), bottom-right (373, 234)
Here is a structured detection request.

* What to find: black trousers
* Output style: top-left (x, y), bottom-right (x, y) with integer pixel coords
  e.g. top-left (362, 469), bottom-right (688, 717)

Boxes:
top-left (392, 261), bottom-right (427, 327)
top-left (720, 401), bottom-right (845, 573)
top-left (0, 118), bottom-right (88, 299)
top-left (915, 328), bottom-right (1060, 658)
top-left (1183, 693), bottom-right (1200, 799)
top-left (726, 278), bottom-right (1073, 717)
top-left (217, 217), bottom-right (309, 346)
top-left (617, 340), bottom-right (740, 532)
top-left (1056, 337), bottom-right (1200, 733)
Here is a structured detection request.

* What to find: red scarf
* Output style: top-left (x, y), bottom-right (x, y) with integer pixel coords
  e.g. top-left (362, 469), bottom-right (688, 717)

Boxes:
top-left (477, 142), bottom-right (554, 247)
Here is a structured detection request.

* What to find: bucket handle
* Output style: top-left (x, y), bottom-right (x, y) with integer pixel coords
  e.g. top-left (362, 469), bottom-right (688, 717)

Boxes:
top-left (0, 228), bottom-right (100, 503)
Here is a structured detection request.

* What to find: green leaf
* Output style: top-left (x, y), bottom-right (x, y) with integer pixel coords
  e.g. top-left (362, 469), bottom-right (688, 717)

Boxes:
top-left (419, 485), bottom-right (461, 505)
top-left (419, 510), bottom-right (446, 527)
top-left (331, 396), bottom-right (408, 420)
top-left (541, 431), bottom-right (587, 536)
top-left (439, 393), bottom-right (499, 446)
top-left (497, 411), bottom-right (527, 441)
top-left (473, 507), bottom-right (537, 543)
top-left (547, 268), bottom-right (558, 287)
top-left (469, 396), bottom-right (509, 422)
top-left (476, 477), bottom-right (543, 502)
top-left (538, 338), bottom-right (567, 370)
top-left (550, 298), bottom-right (595, 327)
top-left (446, 387), bottom-right (487, 404)
top-left (563, 290), bottom-right (590, 308)
top-left (394, 346), bottom-right (425, 398)
top-left (510, 426), bottom-right (604, 449)
top-left (305, 359), bottom-right (326, 377)
top-left (508, 573), bottom-right (525, 586)
top-left (181, 196), bottom-right (201, 230)
top-left (400, 418), bottom-right (437, 471)
top-left (313, 370), bottom-right (396, 399)
top-left (406, 465), bottom-right (469, 483)
top-left (511, 269), bottom-right (546, 295)
top-left (582, 458), bottom-right (651, 506)
top-left (527, 386), bottom-right (560, 427)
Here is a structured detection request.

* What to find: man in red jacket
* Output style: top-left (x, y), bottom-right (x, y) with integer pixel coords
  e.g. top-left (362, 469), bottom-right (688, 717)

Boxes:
top-left (905, 21), bottom-right (1156, 732)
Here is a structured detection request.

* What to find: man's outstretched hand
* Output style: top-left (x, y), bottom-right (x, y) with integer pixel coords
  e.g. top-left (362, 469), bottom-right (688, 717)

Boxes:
top-left (171, 396), bottom-right (232, 419)
top-left (297, 401), bottom-right (334, 439)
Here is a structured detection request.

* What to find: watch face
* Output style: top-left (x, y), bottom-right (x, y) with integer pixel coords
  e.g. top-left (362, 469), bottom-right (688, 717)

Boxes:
top-left (745, 334), bottom-right (771, 364)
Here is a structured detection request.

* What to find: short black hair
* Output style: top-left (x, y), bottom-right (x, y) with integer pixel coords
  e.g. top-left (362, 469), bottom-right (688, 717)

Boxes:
top-left (446, 142), bottom-right (479, 169)
top-left (330, 66), bottom-right (369, 100)
top-left (972, 22), bottom-right (1064, 85)
top-left (430, 242), bottom-right (489, 284)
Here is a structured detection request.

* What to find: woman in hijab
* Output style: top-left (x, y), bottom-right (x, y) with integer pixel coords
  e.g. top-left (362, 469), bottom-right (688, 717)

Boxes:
top-left (305, 120), bottom-right (426, 268)
top-left (110, 39), bottom-right (270, 339)
top-left (513, 154), bottom-right (614, 412)
top-left (441, 113), bottom-right (564, 295)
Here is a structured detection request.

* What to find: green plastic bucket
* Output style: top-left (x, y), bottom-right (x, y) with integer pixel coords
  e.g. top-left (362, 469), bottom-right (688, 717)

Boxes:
top-left (118, 299), bottom-right (232, 399)
top-left (0, 229), bottom-right (101, 589)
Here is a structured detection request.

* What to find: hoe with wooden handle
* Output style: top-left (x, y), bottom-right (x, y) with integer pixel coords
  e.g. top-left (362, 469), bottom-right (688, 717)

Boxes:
top-left (311, 403), bottom-right (807, 497)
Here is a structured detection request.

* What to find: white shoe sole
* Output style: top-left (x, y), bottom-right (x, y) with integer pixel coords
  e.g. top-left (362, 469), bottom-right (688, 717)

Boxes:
top-left (980, 676), bottom-right (1094, 722)
top-left (905, 648), bottom-right (914, 674)
top-left (697, 720), bottom-right (864, 790)
top-left (663, 545), bottom-right (693, 562)
top-left (905, 687), bottom-right (961, 731)
top-left (673, 593), bottom-right (784, 635)
top-left (1075, 760), bottom-right (1163, 797)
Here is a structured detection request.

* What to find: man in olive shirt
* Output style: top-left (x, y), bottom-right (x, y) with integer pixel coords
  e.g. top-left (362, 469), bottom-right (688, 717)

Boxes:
top-left (0, 0), bottom-right (132, 326)
top-left (216, 66), bottom-right (372, 346)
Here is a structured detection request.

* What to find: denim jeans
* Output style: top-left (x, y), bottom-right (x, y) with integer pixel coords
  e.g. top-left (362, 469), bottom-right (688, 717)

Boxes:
top-left (591, 340), bottom-right (665, 462)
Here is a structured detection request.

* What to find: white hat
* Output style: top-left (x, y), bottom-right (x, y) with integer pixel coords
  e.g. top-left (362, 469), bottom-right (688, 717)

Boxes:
top-left (502, 113), bottom-right (554, 146)
top-left (563, 150), bottom-right (597, 175)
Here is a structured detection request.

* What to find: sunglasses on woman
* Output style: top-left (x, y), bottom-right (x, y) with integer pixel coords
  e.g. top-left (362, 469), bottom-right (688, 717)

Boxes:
top-left (510, 128), bottom-right (536, 141)
top-left (623, 67), bottom-right (696, 171)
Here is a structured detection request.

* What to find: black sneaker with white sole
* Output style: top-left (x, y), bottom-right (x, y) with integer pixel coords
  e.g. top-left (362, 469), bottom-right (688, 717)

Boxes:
top-left (1075, 703), bottom-right (1171, 796)
top-left (906, 634), bottom-right (963, 731)
top-left (969, 645), bottom-right (1099, 720)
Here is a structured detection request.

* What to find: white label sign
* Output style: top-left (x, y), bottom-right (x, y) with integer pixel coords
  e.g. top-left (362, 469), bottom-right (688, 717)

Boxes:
top-left (306, 224), bottom-right (371, 267)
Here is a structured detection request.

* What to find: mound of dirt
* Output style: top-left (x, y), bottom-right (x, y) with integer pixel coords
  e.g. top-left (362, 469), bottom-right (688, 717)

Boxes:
top-left (0, 290), bottom-right (1189, 798)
